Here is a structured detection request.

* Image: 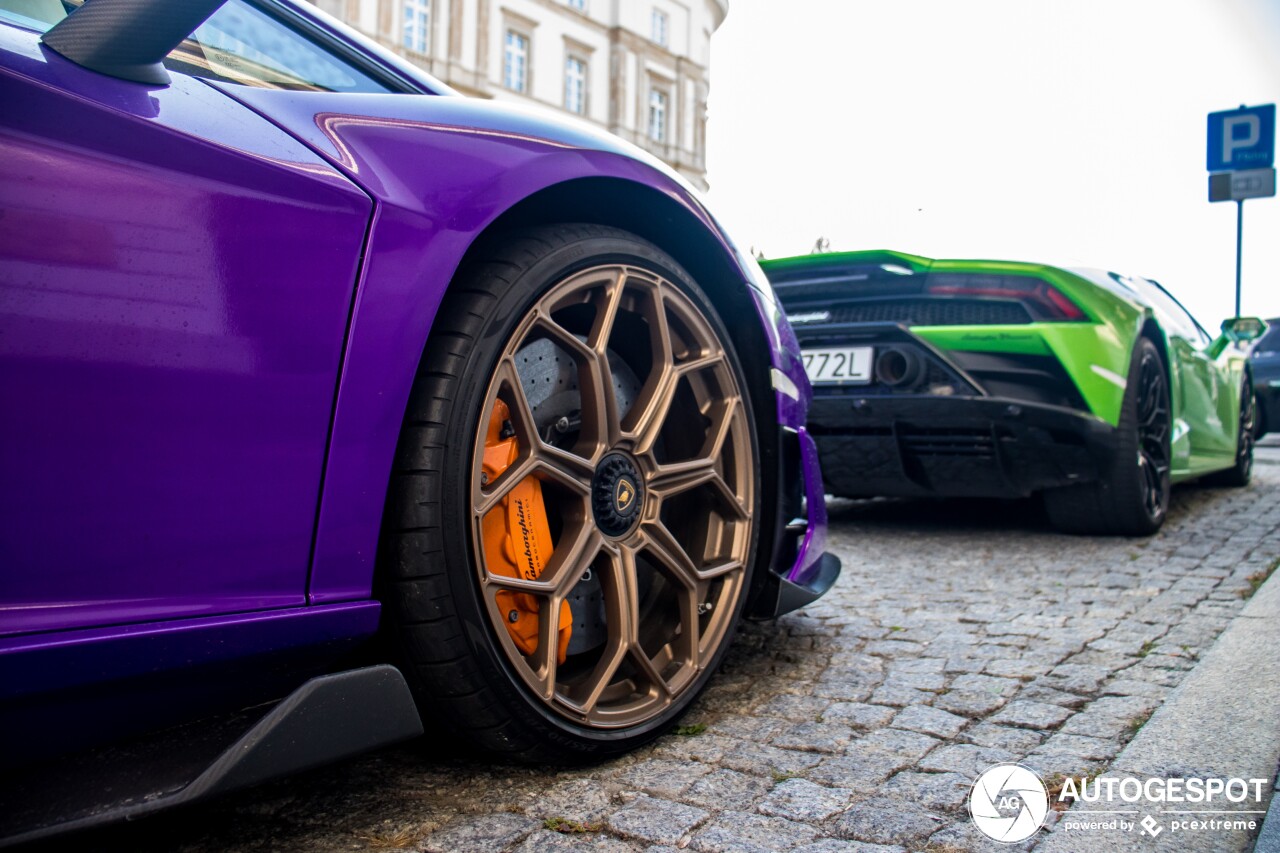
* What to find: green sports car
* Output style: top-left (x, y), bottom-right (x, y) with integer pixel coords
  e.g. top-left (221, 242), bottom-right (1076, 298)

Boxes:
top-left (762, 250), bottom-right (1263, 535)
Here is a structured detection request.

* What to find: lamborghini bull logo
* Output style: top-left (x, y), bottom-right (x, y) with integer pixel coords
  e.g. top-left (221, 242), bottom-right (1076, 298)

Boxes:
top-left (615, 478), bottom-right (636, 513)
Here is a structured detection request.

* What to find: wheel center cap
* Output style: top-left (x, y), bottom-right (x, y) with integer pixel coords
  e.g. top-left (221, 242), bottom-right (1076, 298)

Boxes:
top-left (592, 453), bottom-right (644, 537)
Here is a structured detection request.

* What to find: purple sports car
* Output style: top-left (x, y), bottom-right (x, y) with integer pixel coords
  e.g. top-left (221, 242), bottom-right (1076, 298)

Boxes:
top-left (0, 0), bottom-right (838, 841)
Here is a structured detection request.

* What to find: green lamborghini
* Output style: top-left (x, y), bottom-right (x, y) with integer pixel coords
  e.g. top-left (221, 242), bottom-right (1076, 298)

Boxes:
top-left (762, 250), bottom-right (1264, 535)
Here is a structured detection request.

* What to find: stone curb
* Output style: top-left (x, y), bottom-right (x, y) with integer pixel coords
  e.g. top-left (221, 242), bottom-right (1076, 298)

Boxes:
top-left (1036, 567), bottom-right (1280, 852)
top-left (1253, 769), bottom-right (1280, 853)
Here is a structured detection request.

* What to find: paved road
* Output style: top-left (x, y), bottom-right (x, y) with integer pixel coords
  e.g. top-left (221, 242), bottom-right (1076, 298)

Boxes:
top-left (84, 444), bottom-right (1280, 853)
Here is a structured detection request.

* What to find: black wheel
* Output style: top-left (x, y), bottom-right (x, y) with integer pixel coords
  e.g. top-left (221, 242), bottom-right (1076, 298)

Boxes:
top-left (1044, 338), bottom-right (1171, 535)
top-left (1204, 374), bottom-right (1254, 487)
top-left (380, 224), bottom-right (760, 762)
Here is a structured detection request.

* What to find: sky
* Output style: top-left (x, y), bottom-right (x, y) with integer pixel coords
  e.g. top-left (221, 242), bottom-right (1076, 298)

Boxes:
top-left (704, 0), bottom-right (1280, 327)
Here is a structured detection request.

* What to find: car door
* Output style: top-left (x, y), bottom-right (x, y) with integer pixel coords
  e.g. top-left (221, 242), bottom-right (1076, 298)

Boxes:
top-left (0, 6), bottom-right (374, 636)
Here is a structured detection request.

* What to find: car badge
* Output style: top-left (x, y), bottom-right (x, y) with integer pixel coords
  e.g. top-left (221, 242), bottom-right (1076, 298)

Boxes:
top-left (615, 478), bottom-right (636, 513)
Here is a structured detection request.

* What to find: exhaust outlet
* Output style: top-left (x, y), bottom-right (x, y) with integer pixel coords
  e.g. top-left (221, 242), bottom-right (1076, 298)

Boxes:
top-left (875, 347), bottom-right (924, 389)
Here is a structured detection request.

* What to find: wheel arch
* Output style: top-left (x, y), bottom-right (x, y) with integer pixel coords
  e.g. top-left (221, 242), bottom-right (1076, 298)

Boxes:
top-left (449, 178), bottom-right (774, 416)
top-left (1139, 316), bottom-right (1177, 400)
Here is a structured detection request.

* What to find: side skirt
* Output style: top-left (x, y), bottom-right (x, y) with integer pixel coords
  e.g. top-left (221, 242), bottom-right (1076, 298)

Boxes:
top-left (1, 665), bottom-right (423, 847)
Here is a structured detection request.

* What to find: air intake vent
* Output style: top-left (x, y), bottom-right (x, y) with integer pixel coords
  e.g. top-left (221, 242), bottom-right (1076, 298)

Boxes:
top-left (826, 299), bottom-right (1033, 326)
top-left (901, 428), bottom-right (995, 458)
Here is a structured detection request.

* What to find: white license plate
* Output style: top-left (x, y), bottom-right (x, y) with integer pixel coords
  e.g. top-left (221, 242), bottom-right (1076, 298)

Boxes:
top-left (802, 346), bottom-right (873, 384)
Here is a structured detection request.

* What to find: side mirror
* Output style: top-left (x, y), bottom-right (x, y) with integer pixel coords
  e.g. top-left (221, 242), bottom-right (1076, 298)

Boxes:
top-left (1221, 317), bottom-right (1268, 344)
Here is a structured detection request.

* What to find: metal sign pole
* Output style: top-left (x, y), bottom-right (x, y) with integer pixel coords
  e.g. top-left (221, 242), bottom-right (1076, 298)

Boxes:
top-left (1235, 199), bottom-right (1243, 317)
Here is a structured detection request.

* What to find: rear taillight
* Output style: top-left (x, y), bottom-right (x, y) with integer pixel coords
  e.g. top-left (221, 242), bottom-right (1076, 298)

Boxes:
top-left (925, 273), bottom-right (1087, 322)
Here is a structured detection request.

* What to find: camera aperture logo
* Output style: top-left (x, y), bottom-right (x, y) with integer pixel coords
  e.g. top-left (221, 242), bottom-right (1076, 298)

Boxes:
top-left (969, 763), bottom-right (1049, 843)
top-left (970, 763), bottom-right (1268, 841)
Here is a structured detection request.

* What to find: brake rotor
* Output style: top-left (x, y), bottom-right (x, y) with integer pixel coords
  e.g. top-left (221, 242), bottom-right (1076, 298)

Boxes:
top-left (510, 337), bottom-right (641, 656)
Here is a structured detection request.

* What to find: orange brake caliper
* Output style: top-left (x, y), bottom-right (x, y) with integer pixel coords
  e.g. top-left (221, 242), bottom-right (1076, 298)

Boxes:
top-left (481, 400), bottom-right (573, 664)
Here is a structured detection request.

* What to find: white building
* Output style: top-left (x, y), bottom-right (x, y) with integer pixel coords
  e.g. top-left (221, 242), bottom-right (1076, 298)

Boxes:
top-left (312, 0), bottom-right (727, 190)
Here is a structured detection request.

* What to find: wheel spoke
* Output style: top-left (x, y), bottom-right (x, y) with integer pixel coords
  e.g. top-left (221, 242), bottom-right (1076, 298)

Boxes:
top-left (482, 571), bottom-right (555, 596)
top-left (541, 523), bottom-right (604, 596)
top-left (648, 458), bottom-right (718, 500)
top-left (585, 272), bottom-right (628, 446)
top-left (621, 281), bottom-right (676, 442)
top-left (494, 357), bottom-right (539, 443)
top-left (677, 351), bottom-right (727, 376)
top-left (640, 521), bottom-right (701, 589)
top-left (628, 644), bottom-right (672, 701)
top-left (533, 447), bottom-right (595, 495)
top-left (1144, 456), bottom-right (1162, 515)
top-left (474, 453), bottom-right (540, 516)
top-left (528, 593), bottom-right (565, 701)
top-left (475, 453), bottom-right (592, 517)
top-left (701, 397), bottom-right (739, 459)
top-left (571, 545), bottom-right (636, 715)
top-left (587, 269), bottom-right (629, 357)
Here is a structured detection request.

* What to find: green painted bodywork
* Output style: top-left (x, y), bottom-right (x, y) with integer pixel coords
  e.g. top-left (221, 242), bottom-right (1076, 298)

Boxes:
top-left (764, 250), bottom-right (1251, 482)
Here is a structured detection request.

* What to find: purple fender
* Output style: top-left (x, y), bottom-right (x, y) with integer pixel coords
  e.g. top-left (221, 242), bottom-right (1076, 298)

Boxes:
top-left (215, 85), bottom-right (823, 600)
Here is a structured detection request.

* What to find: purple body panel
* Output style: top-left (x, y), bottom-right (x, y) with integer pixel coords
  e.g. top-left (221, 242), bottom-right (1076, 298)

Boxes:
top-left (0, 28), bottom-right (372, 635)
top-left (216, 85), bottom-right (824, 603)
top-left (791, 428), bottom-right (829, 586)
top-left (0, 601), bottom-right (379, 700)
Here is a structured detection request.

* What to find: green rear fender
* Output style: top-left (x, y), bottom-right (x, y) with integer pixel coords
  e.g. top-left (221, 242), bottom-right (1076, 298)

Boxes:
top-left (915, 318), bottom-right (1139, 428)
top-left (913, 264), bottom-right (1148, 428)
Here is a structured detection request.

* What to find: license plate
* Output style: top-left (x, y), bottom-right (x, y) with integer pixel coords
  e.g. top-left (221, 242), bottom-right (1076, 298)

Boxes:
top-left (802, 346), bottom-right (873, 384)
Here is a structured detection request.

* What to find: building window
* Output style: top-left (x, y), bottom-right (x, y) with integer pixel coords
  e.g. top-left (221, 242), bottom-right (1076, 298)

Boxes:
top-left (567, 0), bottom-right (586, 10)
top-left (651, 8), bottom-right (668, 47)
top-left (504, 30), bottom-right (529, 93)
top-left (648, 88), bottom-right (667, 142)
top-left (402, 0), bottom-right (430, 54)
top-left (564, 56), bottom-right (586, 114)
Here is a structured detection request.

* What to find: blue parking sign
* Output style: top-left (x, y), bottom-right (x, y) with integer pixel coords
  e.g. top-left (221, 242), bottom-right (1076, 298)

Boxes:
top-left (1207, 104), bottom-right (1275, 171)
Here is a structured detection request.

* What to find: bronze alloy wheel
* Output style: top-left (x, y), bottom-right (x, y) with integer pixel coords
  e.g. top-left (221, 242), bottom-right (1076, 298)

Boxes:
top-left (469, 263), bottom-right (755, 730)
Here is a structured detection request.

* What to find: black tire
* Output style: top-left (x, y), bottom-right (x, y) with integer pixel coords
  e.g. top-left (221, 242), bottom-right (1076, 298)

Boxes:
top-left (1204, 373), bottom-right (1255, 487)
top-left (379, 224), bottom-right (761, 763)
top-left (1044, 338), bottom-right (1171, 536)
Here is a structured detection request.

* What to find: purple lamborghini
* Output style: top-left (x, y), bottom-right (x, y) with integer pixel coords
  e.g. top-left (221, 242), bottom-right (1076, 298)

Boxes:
top-left (0, 0), bottom-right (838, 841)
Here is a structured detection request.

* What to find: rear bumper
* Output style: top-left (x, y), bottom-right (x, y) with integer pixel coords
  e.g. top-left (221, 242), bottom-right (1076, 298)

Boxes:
top-left (809, 395), bottom-right (1120, 499)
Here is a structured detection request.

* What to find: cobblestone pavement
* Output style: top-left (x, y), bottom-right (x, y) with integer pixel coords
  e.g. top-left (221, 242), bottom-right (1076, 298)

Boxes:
top-left (100, 448), bottom-right (1280, 853)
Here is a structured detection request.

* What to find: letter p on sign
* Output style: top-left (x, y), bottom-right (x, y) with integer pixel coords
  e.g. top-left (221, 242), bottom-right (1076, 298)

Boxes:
top-left (1223, 115), bottom-right (1261, 161)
